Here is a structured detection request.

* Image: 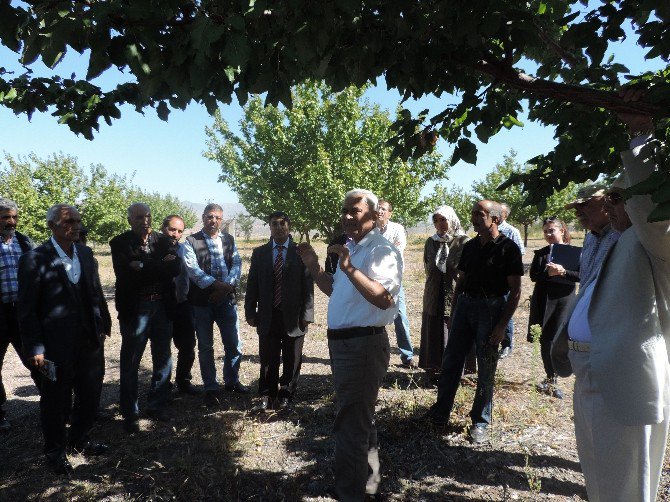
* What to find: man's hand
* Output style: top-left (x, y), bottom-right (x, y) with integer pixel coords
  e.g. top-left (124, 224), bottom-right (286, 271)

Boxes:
top-left (28, 354), bottom-right (45, 368)
top-left (213, 281), bottom-right (234, 294)
top-left (489, 323), bottom-right (506, 346)
top-left (208, 290), bottom-right (228, 304)
top-left (299, 319), bottom-right (310, 331)
top-left (246, 317), bottom-right (257, 327)
top-left (546, 262), bottom-right (566, 277)
top-left (296, 243), bottom-right (319, 269)
top-left (129, 260), bottom-right (142, 271)
top-left (162, 254), bottom-right (177, 262)
top-left (618, 88), bottom-right (654, 136)
top-left (328, 244), bottom-right (353, 273)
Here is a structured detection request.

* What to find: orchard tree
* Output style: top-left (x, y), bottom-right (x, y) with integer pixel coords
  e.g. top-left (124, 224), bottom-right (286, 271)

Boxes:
top-left (236, 213), bottom-right (254, 241)
top-left (473, 150), bottom-right (578, 245)
top-left (205, 82), bottom-right (450, 241)
top-left (1, 1), bottom-right (669, 217)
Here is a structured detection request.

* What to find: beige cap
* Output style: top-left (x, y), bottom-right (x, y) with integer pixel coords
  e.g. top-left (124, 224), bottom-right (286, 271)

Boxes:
top-left (564, 183), bottom-right (607, 209)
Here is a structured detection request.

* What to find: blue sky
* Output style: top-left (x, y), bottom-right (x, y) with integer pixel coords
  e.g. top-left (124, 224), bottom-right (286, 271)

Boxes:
top-left (0, 22), bottom-right (663, 208)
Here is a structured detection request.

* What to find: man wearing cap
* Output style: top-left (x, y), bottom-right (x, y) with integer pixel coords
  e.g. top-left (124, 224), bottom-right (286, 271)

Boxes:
top-left (297, 189), bottom-right (402, 501)
top-left (564, 184), bottom-right (618, 288)
top-left (552, 106), bottom-right (670, 502)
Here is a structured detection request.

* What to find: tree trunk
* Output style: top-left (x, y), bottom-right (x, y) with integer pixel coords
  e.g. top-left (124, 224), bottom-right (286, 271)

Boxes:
top-left (523, 223), bottom-right (529, 248)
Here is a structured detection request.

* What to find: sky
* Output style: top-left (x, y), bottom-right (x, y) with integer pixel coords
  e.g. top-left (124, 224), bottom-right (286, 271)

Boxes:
top-left (0, 17), bottom-right (664, 209)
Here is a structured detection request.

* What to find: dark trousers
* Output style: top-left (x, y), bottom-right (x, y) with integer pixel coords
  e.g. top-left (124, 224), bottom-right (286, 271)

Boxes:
top-left (41, 341), bottom-right (103, 463)
top-left (0, 302), bottom-right (42, 418)
top-left (430, 294), bottom-right (505, 427)
top-left (172, 301), bottom-right (196, 386)
top-left (258, 308), bottom-right (304, 400)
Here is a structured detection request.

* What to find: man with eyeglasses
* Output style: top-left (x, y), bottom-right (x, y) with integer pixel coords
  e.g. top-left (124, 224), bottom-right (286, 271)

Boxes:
top-left (18, 204), bottom-right (109, 475)
top-left (552, 99), bottom-right (670, 502)
top-left (184, 203), bottom-right (248, 409)
top-left (564, 184), bottom-right (618, 289)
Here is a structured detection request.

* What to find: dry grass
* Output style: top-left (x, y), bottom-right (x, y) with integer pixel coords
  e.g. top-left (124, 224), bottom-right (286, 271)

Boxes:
top-left (1, 237), bottom-right (668, 501)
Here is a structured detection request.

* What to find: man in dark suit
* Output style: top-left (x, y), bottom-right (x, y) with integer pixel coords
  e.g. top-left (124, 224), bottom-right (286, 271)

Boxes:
top-left (0, 197), bottom-right (42, 432)
top-left (110, 203), bottom-right (180, 432)
top-left (18, 204), bottom-right (108, 475)
top-left (245, 211), bottom-right (314, 411)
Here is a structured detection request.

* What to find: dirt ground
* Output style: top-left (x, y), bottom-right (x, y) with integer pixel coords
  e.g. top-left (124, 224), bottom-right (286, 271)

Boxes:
top-left (1, 236), bottom-right (668, 501)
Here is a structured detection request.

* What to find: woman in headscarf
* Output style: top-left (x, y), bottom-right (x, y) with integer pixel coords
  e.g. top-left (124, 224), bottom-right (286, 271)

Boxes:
top-left (418, 205), bottom-right (469, 382)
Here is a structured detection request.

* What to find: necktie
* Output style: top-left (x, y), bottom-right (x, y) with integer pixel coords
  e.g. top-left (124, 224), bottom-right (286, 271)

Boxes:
top-left (436, 241), bottom-right (448, 273)
top-left (273, 245), bottom-right (284, 307)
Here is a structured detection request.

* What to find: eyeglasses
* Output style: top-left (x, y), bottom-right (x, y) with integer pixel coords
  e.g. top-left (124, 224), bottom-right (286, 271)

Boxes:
top-left (605, 192), bottom-right (624, 205)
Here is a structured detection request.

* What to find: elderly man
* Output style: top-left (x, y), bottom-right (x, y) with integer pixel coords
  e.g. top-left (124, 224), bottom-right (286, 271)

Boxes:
top-left (564, 184), bottom-right (618, 288)
top-left (110, 203), bottom-right (180, 432)
top-left (552, 109), bottom-right (670, 502)
top-left (184, 203), bottom-right (247, 408)
top-left (425, 200), bottom-right (523, 443)
top-left (298, 189), bottom-right (402, 501)
top-left (18, 204), bottom-right (108, 475)
top-left (245, 211), bottom-right (314, 412)
top-left (497, 202), bottom-right (525, 359)
top-left (160, 215), bottom-right (199, 395)
top-left (0, 198), bottom-right (41, 432)
top-left (377, 199), bottom-right (416, 368)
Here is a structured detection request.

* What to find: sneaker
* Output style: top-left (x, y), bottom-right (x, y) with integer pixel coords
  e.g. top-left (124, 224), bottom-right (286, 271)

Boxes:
top-left (401, 358), bottom-right (418, 369)
top-left (224, 382), bottom-right (250, 394)
top-left (204, 390), bottom-right (221, 408)
top-left (536, 378), bottom-right (551, 393)
top-left (552, 387), bottom-right (564, 399)
top-left (176, 382), bottom-right (201, 395)
top-left (498, 346), bottom-right (511, 359)
top-left (469, 424), bottom-right (488, 443)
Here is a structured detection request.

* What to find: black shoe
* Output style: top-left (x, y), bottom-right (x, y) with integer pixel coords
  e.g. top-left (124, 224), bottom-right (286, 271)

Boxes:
top-left (469, 424), bottom-right (488, 443)
top-left (552, 387), bottom-right (564, 399)
top-left (147, 409), bottom-right (169, 422)
top-left (0, 417), bottom-right (10, 432)
top-left (401, 358), bottom-right (418, 369)
top-left (251, 396), bottom-right (271, 413)
top-left (276, 397), bottom-right (290, 410)
top-left (69, 441), bottom-right (110, 456)
top-left (498, 346), bottom-right (511, 359)
top-left (204, 391), bottom-right (221, 408)
top-left (123, 418), bottom-right (140, 434)
top-left (177, 382), bottom-right (201, 395)
top-left (224, 382), bottom-right (250, 394)
top-left (50, 457), bottom-right (74, 476)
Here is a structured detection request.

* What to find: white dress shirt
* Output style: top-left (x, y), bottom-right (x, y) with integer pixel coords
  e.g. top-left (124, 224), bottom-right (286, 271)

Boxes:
top-left (327, 227), bottom-right (402, 329)
top-left (378, 220), bottom-right (406, 255)
top-left (51, 237), bottom-right (81, 284)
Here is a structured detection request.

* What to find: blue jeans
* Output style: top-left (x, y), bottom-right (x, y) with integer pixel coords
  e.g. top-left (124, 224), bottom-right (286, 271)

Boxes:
top-left (394, 286), bottom-right (415, 363)
top-left (119, 300), bottom-right (173, 419)
top-left (430, 294), bottom-right (505, 427)
top-left (501, 293), bottom-right (514, 350)
top-left (192, 300), bottom-right (242, 391)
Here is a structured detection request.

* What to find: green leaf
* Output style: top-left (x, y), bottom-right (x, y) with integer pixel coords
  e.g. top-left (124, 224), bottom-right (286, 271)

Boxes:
top-left (456, 138), bottom-right (477, 164)
top-left (87, 49), bottom-right (111, 80)
top-left (156, 101), bottom-right (170, 121)
top-left (647, 201), bottom-right (670, 223)
top-left (651, 179), bottom-right (670, 204)
top-left (223, 33), bottom-right (250, 67)
top-left (626, 171), bottom-right (666, 196)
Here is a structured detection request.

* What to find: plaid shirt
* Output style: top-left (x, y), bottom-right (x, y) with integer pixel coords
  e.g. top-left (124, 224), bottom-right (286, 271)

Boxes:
top-left (183, 232), bottom-right (241, 289)
top-left (0, 236), bottom-right (22, 303)
top-left (498, 221), bottom-right (525, 255)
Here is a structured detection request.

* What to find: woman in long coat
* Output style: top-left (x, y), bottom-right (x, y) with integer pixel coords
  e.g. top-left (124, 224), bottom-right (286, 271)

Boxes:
top-left (418, 206), bottom-right (469, 381)
top-left (527, 216), bottom-right (579, 398)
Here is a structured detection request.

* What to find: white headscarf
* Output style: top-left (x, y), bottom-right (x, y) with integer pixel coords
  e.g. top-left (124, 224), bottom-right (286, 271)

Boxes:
top-left (431, 205), bottom-right (465, 272)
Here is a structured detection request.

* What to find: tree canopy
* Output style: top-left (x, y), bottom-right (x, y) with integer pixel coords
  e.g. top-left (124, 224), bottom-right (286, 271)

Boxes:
top-left (1, 1), bottom-right (669, 217)
top-left (0, 152), bottom-right (196, 242)
top-left (205, 82), bottom-right (450, 241)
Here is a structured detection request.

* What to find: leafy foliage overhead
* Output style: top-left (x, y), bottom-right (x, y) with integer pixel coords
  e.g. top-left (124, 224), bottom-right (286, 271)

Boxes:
top-left (205, 82), bottom-right (450, 242)
top-left (1, 1), bottom-right (670, 217)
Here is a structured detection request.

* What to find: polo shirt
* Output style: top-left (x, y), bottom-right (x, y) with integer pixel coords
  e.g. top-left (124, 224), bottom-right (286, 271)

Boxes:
top-left (458, 234), bottom-right (524, 297)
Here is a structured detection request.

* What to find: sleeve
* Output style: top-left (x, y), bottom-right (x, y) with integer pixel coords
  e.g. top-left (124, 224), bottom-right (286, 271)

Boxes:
top-left (395, 224), bottom-right (407, 254)
top-left (183, 239), bottom-right (216, 289)
top-left (244, 248), bottom-right (259, 319)
top-left (505, 243), bottom-right (525, 277)
top-left (529, 251), bottom-right (547, 283)
top-left (93, 256), bottom-right (112, 336)
top-left (223, 238), bottom-right (242, 286)
top-left (301, 260), bottom-right (315, 323)
top-left (513, 228), bottom-right (525, 255)
top-left (423, 239), bottom-right (433, 274)
top-left (141, 236), bottom-right (180, 282)
top-left (17, 252), bottom-right (45, 357)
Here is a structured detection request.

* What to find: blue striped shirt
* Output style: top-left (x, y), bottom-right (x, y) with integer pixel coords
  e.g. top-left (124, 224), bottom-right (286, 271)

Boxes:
top-left (183, 232), bottom-right (241, 289)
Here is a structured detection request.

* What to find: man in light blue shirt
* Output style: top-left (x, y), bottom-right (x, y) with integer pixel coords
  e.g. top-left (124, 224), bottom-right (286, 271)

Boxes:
top-left (184, 203), bottom-right (247, 408)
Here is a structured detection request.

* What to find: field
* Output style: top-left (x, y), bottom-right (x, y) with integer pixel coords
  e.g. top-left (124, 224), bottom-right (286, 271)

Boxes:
top-left (1, 236), bottom-right (668, 501)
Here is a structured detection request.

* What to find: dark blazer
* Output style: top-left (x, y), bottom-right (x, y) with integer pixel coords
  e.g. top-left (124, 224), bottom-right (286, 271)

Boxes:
top-left (109, 230), bottom-right (180, 322)
top-left (527, 245), bottom-right (577, 341)
top-left (17, 240), bottom-right (104, 363)
top-left (245, 239), bottom-right (314, 338)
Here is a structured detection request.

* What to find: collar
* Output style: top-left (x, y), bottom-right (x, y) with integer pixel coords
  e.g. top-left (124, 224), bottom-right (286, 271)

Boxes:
top-left (590, 223), bottom-right (612, 238)
top-left (272, 238), bottom-right (289, 249)
top-left (349, 227), bottom-right (380, 249)
top-left (1, 234), bottom-right (17, 246)
top-left (51, 236), bottom-right (77, 260)
top-left (204, 231), bottom-right (222, 240)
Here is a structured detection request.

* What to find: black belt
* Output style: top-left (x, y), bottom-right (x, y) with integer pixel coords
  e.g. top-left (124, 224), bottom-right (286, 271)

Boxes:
top-left (138, 293), bottom-right (163, 301)
top-left (2, 301), bottom-right (17, 308)
top-left (461, 291), bottom-right (504, 300)
top-left (327, 326), bottom-right (385, 340)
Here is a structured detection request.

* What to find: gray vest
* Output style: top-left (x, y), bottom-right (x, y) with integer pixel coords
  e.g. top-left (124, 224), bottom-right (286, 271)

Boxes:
top-left (185, 230), bottom-right (236, 306)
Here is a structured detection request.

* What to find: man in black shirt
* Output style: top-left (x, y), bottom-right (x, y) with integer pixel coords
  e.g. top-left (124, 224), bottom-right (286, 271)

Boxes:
top-left (425, 200), bottom-right (523, 443)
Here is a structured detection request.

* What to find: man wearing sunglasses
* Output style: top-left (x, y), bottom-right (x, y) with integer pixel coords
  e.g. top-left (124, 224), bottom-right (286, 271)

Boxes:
top-left (553, 102), bottom-right (670, 502)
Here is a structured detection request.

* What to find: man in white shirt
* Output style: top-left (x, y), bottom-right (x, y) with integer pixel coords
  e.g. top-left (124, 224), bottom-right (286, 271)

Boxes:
top-left (377, 200), bottom-right (416, 368)
top-left (298, 189), bottom-right (402, 501)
